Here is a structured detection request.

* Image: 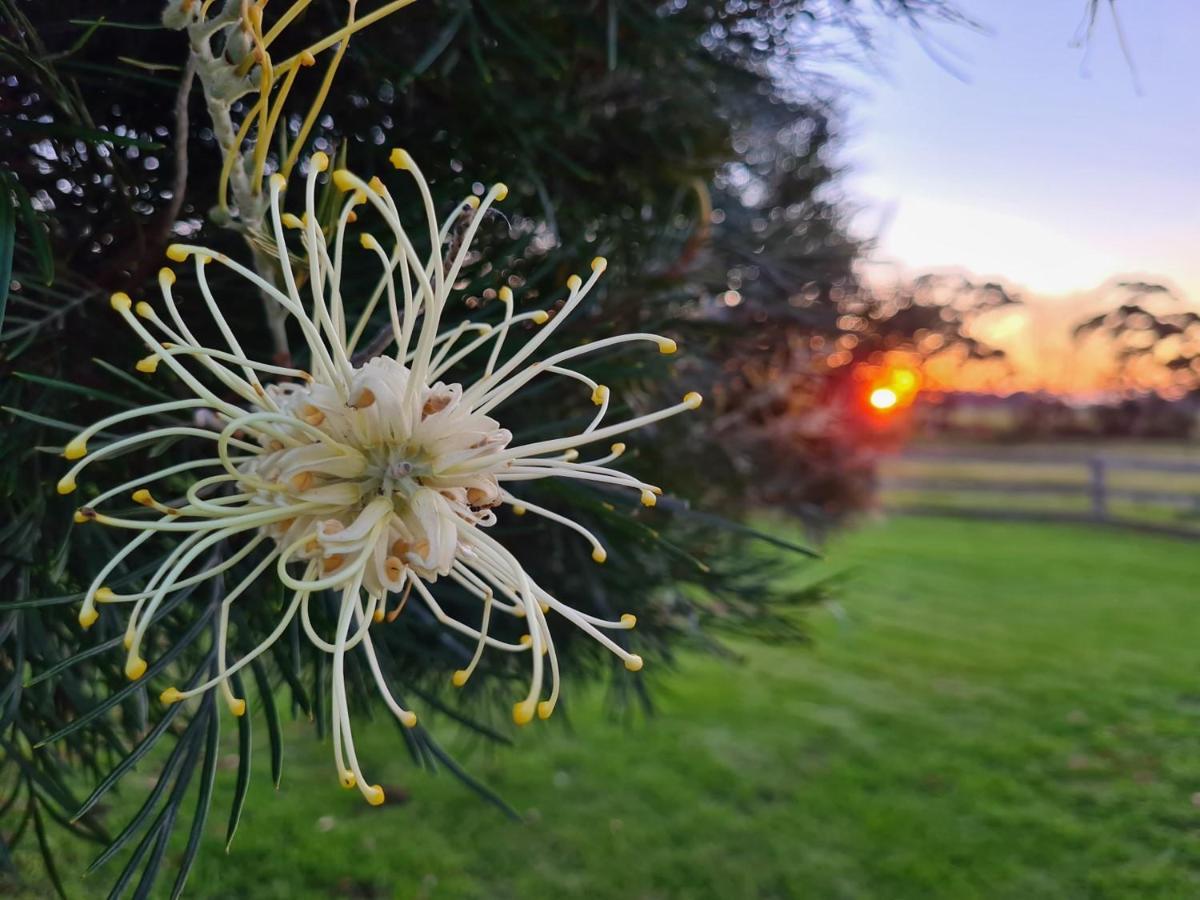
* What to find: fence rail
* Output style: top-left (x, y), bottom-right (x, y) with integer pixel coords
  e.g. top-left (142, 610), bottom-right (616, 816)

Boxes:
top-left (881, 449), bottom-right (1200, 538)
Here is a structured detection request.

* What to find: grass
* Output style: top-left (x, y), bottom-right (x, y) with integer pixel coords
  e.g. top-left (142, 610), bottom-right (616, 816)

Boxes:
top-left (13, 516), bottom-right (1200, 898)
top-left (883, 489), bottom-right (1199, 527)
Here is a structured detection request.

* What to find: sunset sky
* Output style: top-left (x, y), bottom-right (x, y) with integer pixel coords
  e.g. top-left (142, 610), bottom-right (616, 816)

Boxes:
top-left (841, 0), bottom-right (1200, 396)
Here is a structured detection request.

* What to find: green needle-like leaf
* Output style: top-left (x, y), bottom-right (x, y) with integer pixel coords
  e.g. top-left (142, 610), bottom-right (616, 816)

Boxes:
top-left (225, 669), bottom-right (252, 850)
top-left (0, 174), bottom-right (14, 334)
top-left (251, 658), bottom-right (284, 788)
top-left (169, 701), bottom-right (219, 900)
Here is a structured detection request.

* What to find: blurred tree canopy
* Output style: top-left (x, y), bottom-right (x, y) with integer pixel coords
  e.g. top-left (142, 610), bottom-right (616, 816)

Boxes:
top-left (1074, 282), bottom-right (1200, 401)
top-left (0, 1), bottom-right (989, 895)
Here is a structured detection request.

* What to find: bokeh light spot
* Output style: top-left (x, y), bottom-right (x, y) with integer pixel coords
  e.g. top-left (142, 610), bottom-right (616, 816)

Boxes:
top-left (869, 387), bottom-right (898, 411)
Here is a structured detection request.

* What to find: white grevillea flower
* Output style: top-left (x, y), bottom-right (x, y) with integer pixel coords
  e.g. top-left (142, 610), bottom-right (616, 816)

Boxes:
top-left (59, 149), bottom-right (701, 805)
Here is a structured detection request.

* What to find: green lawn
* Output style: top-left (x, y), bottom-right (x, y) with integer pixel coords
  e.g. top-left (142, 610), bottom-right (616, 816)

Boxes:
top-left (14, 517), bottom-right (1200, 898)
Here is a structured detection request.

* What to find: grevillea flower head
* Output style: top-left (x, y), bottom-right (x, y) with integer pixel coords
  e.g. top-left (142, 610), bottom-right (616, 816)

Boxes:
top-left (59, 149), bottom-right (701, 804)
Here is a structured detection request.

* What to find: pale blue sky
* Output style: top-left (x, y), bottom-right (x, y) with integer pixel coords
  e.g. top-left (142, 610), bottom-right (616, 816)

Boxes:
top-left (842, 0), bottom-right (1200, 301)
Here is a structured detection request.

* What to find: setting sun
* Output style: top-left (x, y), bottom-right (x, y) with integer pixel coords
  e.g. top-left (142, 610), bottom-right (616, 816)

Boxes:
top-left (869, 387), bottom-right (899, 410)
top-left (859, 363), bottom-right (921, 417)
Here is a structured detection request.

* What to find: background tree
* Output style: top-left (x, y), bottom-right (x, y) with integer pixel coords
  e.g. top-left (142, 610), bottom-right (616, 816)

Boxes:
top-left (0, 1), bottom-right (983, 894)
top-left (1074, 282), bottom-right (1200, 400)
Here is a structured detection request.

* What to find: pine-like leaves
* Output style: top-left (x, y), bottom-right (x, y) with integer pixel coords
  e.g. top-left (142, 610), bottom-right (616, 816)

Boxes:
top-left (0, 1), bottom-right (980, 895)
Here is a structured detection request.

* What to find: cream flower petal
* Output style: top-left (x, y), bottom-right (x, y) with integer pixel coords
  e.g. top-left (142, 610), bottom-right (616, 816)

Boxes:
top-left (61, 149), bottom-right (702, 803)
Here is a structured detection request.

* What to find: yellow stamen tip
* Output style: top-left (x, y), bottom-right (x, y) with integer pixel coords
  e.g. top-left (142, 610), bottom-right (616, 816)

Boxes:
top-left (57, 475), bottom-right (77, 495)
top-left (122, 634), bottom-right (132, 650)
top-left (498, 286), bottom-right (513, 302)
top-left (165, 244), bottom-right (189, 262)
top-left (400, 712), bottom-right (417, 728)
top-left (452, 670), bottom-right (469, 687)
top-left (512, 505), bottom-right (526, 516)
top-left (340, 771), bottom-right (356, 789)
top-left (567, 274), bottom-right (583, 291)
top-left (160, 687), bottom-right (184, 705)
top-left (512, 700), bottom-right (535, 726)
top-left (519, 634), bottom-right (533, 646)
top-left (367, 176), bottom-right (385, 194)
top-left (95, 587), bottom-right (115, 602)
top-left (63, 438), bottom-right (87, 460)
top-left (269, 173), bottom-right (287, 192)
top-left (126, 657), bottom-right (148, 681)
top-left (281, 213), bottom-right (304, 230)
top-left (591, 256), bottom-right (608, 273)
top-left (332, 169), bottom-right (356, 192)
top-left (366, 785), bottom-right (386, 806)
top-left (494, 183), bottom-right (509, 201)
top-left (465, 195), bottom-right (481, 210)
top-left (658, 338), bottom-right (678, 355)
top-left (132, 489), bottom-right (153, 505)
top-left (592, 547), bottom-right (608, 564)
top-left (683, 391), bottom-right (703, 409)
top-left (135, 355), bottom-right (160, 374)
top-left (536, 701), bottom-right (554, 720)
top-left (78, 607), bottom-right (99, 629)
top-left (311, 151), bottom-right (330, 172)
top-left (611, 442), bottom-right (626, 455)
top-left (159, 267), bottom-right (176, 286)
top-left (300, 50), bottom-right (316, 66)
top-left (591, 385), bottom-right (609, 405)
top-left (624, 655), bottom-right (644, 673)
top-left (388, 147), bottom-right (412, 170)
top-left (134, 301), bottom-right (153, 319)
top-left (532, 311), bottom-right (549, 325)
top-left (621, 613), bottom-right (637, 628)
top-left (229, 698), bottom-right (247, 717)
top-left (110, 292), bottom-right (132, 312)
top-left (72, 510), bottom-right (88, 524)
top-left (359, 233), bottom-right (379, 250)
top-left (640, 489), bottom-right (657, 508)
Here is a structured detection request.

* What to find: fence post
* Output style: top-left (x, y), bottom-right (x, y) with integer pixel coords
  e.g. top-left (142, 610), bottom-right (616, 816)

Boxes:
top-left (1088, 457), bottom-right (1108, 521)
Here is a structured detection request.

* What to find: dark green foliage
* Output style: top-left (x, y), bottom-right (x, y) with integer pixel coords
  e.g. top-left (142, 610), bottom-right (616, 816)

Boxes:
top-left (0, 1), bottom-right (978, 895)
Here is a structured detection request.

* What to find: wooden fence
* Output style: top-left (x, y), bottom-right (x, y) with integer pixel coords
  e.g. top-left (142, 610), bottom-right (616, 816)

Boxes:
top-left (880, 449), bottom-right (1200, 538)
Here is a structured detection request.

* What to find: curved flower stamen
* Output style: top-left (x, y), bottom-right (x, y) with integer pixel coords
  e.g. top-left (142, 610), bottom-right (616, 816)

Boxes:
top-left (62, 149), bottom-right (702, 801)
